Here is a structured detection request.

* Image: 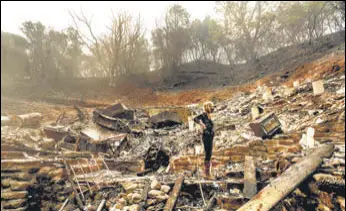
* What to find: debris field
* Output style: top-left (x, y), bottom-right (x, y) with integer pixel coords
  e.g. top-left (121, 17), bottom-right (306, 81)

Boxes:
top-left (1, 66), bottom-right (345, 211)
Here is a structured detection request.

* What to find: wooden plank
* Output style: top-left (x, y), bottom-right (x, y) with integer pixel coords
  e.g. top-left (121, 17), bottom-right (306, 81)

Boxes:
top-left (76, 175), bottom-right (245, 187)
top-left (236, 144), bottom-right (334, 211)
top-left (243, 156), bottom-right (257, 199)
top-left (96, 199), bottom-right (106, 211)
top-left (205, 193), bottom-right (216, 211)
top-left (216, 196), bottom-right (246, 210)
top-left (105, 159), bottom-right (145, 173)
top-left (184, 178), bottom-right (244, 185)
top-left (58, 198), bottom-right (69, 211)
top-left (164, 175), bottom-right (185, 211)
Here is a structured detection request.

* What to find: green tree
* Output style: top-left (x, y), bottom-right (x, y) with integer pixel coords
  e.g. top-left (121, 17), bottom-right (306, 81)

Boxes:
top-left (21, 21), bottom-right (83, 80)
top-left (66, 27), bottom-right (83, 77)
top-left (151, 4), bottom-right (191, 73)
top-left (1, 32), bottom-right (29, 81)
top-left (218, 1), bottom-right (276, 62)
top-left (21, 21), bottom-right (47, 80)
top-left (188, 17), bottom-right (225, 64)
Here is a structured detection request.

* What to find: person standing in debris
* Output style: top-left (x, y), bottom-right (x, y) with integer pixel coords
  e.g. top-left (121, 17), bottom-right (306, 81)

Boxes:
top-left (194, 101), bottom-right (215, 179)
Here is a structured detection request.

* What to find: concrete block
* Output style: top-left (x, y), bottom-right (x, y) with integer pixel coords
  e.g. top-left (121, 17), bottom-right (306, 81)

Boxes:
top-left (188, 116), bottom-right (194, 131)
top-left (306, 127), bottom-right (315, 148)
top-left (263, 87), bottom-right (273, 101)
top-left (312, 80), bottom-right (325, 95)
top-left (293, 81), bottom-right (300, 89)
top-left (284, 87), bottom-right (295, 96)
top-left (251, 107), bottom-right (260, 120)
top-left (300, 127), bottom-right (315, 149)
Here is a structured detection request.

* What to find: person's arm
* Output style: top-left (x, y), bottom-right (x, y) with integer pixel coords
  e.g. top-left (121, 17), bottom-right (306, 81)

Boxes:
top-left (194, 114), bottom-right (206, 129)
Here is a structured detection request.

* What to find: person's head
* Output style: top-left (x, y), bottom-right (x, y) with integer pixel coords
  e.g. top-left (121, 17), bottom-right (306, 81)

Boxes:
top-left (203, 101), bottom-right (215, 114)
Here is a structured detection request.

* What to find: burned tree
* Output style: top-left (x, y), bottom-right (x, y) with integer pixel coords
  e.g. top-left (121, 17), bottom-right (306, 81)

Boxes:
top-left (69, 9), bottom-right (151, 86)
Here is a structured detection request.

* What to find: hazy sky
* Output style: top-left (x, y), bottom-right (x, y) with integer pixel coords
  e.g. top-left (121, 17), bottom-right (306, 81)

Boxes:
top-left (1, 1), bottom-right (220, 39)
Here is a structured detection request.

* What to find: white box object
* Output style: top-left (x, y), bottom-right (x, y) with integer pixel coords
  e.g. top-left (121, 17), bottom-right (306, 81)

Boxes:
top-left (300, 134), bottom-right (307, 147)
top-left (306, 127), bottom-right (315, 149)
top-left (263, 87), bottom-right (273, 101)
top-left (251, 106), bottom-right (260, 120)
top-left (188, 116), bottom-right (195, 131)
top-left (312, 80), bottom-right (324, 95)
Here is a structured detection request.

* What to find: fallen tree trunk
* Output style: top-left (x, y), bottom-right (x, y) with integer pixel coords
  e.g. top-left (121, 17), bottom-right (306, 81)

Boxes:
top-left (164, 175), bottom-right (184, 211)
top-left (237, 144), bottom-right (334, 211)
top-left (15, 112), bottom-right (43, 126)
top-left (243, 156), bottom-right (257, 199)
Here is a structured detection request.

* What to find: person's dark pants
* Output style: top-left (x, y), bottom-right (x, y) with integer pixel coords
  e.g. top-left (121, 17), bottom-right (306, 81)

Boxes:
top-left (202, 130), bottom-right (214, 163)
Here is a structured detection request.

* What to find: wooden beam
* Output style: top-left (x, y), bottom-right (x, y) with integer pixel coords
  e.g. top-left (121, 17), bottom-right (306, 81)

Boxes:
top-left (96, 199), bottom-right (106, 211)
top-left (236, 144), bottom-right (334, 211)
top-left (205, 193), bottom-right (216, 211)
top-left (58, 198), bottom-right (69, 211)
top-left (164, 175), bottom-right (185, 211)
top-left (76, 175), bottom-right (246, 187)
top-left (184, 178), bottom-right (244, 185)
top-left (243, 156), bottom-right (257, 199)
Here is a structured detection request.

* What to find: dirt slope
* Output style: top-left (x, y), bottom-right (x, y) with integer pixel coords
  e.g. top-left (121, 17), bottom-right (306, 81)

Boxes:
top-left (159, 31), bottom-right (345, 91)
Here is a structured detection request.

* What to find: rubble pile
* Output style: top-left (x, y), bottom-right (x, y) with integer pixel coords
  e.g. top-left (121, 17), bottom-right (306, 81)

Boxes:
top-left (1, 68), bottom-right (345, 210)
top-left (121, 179), bottom-right (172, 211)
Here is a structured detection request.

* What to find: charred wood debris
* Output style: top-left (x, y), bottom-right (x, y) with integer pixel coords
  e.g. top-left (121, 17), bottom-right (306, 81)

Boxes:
top-left (1, 71), bottom-right (345, 211)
